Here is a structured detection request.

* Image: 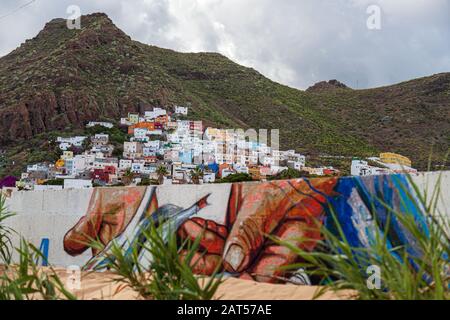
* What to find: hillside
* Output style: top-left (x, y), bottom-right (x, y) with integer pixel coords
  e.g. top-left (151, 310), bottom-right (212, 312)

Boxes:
top-left (0, 13), bottom-right (449, 176)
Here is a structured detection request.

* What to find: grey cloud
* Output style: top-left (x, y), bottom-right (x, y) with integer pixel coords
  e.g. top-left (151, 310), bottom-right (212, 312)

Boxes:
top-left (0, 0), bottom-right (448, 89)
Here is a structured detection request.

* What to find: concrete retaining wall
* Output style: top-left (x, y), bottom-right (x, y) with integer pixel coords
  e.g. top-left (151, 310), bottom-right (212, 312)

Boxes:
top-left (3, 172), bottom-right (449, 284)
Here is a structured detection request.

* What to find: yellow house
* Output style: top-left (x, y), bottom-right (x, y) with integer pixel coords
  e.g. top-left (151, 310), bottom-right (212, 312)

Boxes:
top-left (303, 167), bottom-right (325, 176)
top-left (205, 128), bottom-right (227, 142)
top-left (380, 153), bottom-right (412, 167)
top-left (61, 151), bottom-right (74, 160)
top-left (248, 166), bottom-right (262, 180)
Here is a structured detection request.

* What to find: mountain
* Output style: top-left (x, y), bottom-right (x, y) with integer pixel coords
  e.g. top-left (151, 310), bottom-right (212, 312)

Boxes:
top-left (0, 13), bottom-right (449, 176)
top-left (306, 80), bottom-right (350, 92)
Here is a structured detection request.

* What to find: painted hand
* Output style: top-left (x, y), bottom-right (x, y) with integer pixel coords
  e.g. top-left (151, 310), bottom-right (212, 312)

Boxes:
top-left (63, 187), bottom-right (150, 256)
top-left (178, 178), bottom-right (337, 283)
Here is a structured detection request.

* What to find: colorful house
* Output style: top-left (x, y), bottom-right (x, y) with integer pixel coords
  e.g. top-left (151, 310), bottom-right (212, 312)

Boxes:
top-left (248, 166), bottom-right (262, 180)
top-left (61, 151), bottom-right (74, 160)
top-left (0, 176), bottom-right (17, 189)
top-left (380, 152), bottom-right (412, 167)
top-left (174, 106), bottom-right (189, 115)
top-left (91, 166), bottom-right (116, 184)
top-left (128, 113), bottom-right (139, 125)
top-left (128, 122), bottom-right (156, 135)
top-left (155, 115), bottom-right (169, 125)
top-left (219, 164), bottom-right (234, 178)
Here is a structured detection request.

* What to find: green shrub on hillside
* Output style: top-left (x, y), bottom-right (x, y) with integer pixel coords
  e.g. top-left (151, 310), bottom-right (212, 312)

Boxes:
top-left (216, 173), bottom-right (253, 183)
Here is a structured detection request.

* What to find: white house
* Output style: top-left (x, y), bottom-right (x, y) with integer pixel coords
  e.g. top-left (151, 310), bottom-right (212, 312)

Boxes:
top-left (119, 159), bottom-right (133, 171)
top-left (271, 166), bottom-right (288, 175)
top-left (64, 156), bottom-right (87, 176)
top-left (131, 162), bottom-right (144, 174)
top-left (351, 160), bottom-right (388, 176)
top-left (145, 140), bottom-right (161, 150)
top-left (27, 163), bottom-right (49, 173)
top-left (58, 142), bottom-right (72, 151)
top-left (234, 165), bottom-right (249, 174)
top-left (176, 120), bottom-right (191, 131)
top-left (147, 130), bottom-right (163, 136)
top-left (134, 128), bottom-right (148, 139)
top-left (132, 128), bottom-right (150, 142)
top-left (262, 156), bottom-right (276, 167)
top-left (164, 150), bottom-right (180, 162)
top-left (145, 108), bottom-right (167, 120)
top-left (86, 122), bottom-right (114, 129)
top-left (120, 118), bottom-right (132, 126)
top-left (174, 105), bottom-right (188, 115)
top-left (202, 172), bottom-right (216, 183)
top-left (81, 153), bottom-right (96, 170)
top-left (258, 144), bottom-right (271, 155)
top-left (248, 153), bottom-right (259, 166)
top-left (123, 142), bottom-right (143, 159)
top-left (91, 134), bottom-right (109, 145)
top-left (367, 157), bottom-right (418, 175)
top-left (143, 148), bottom-right (157, 157)
top-left (56, 136), bottom-right (86, 150)
top-left (221, 168), bottom-right (235, 178)
top-left (284, 152), bottom-right (306, 167)
top-left (93, 159), bottom-right (119, 171)
top-left (287, 160), bottom-right (305, 171)
top-left (142, 164), bottom-right (157, 175)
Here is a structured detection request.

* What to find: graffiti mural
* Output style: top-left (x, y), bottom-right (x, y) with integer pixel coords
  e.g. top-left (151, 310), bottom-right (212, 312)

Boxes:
top-left (64, 187), bottom-right (154, 257)
top-left (62, 174), bottom-right (429, 285)
top-left (178, 178), bottom-right (337, 283)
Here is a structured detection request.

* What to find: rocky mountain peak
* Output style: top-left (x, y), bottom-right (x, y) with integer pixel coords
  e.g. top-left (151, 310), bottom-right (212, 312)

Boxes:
top-left (306, 79), bottom-right (350, 92)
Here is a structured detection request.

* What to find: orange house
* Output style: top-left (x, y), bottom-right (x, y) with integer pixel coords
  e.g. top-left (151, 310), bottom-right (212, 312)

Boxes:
top-left (128, 122), bottom-right (156, 135)
top-left (144, 156), bottom-right (158, 163)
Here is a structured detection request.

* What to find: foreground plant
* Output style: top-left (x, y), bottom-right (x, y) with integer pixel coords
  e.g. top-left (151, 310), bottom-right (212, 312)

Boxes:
top-left (0, 196), bottom-right (76, 300)
top-left (0, 195), bottom-right (14, 264)
top-left (279, 174), bottom-right (449, 300)
top-left (0, 240), bottom-right (77, 300)
top-left (90, 220), bottom-right (223, 300)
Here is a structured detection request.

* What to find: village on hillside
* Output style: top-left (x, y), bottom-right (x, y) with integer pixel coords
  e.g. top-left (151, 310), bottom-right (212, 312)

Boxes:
top-left (0, 105), bottom-right (417, 191)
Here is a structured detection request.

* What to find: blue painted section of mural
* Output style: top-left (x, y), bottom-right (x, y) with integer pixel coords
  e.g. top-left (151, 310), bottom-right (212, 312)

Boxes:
top-left (38, 238), bottom-right (50, 267)
top-left (324, 174), bottom-right (434, 281)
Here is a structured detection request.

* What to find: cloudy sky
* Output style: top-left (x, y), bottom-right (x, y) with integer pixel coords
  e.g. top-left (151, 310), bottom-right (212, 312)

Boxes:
top-left (0, 0), bottom-right (449, 89)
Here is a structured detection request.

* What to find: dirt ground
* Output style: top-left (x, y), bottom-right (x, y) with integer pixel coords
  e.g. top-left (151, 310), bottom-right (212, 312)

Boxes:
top-left (50, 269), bottom-right (355, 300)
